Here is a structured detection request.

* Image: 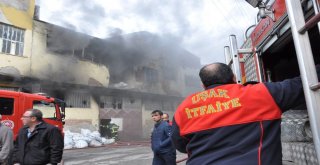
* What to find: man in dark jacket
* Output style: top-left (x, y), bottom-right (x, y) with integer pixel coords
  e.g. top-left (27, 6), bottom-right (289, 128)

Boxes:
top-left (151, 110), bottom-right (176, 165)
top-left (171, 63), bottom-right (318, 165)
top-left (13, 109), bottom-right (63, 165)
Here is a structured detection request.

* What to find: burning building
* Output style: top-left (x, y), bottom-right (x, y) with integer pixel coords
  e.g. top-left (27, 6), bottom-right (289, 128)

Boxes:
top-left (0, 0), bottom-right (202, 140)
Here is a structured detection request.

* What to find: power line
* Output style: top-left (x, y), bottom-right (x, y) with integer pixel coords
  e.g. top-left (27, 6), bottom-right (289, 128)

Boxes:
top-left (210, 0), bottom-right (239, 33)
top-left (235, 1), bottom-right (252, 19)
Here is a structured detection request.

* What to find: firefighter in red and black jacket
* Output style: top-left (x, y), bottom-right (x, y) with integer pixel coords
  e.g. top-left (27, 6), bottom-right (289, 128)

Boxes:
top-left (171, 63), bottom-right (320, 165)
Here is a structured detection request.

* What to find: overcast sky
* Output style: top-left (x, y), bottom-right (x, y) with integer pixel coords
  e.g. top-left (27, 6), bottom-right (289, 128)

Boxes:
top-left (36, 0), bottom-right (257, 64)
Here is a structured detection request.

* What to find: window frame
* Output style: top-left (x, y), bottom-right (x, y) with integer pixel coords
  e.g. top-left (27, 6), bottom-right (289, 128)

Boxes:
top-left (65, 92), bottom-right (91, 108)
top-left (0, 23), bottom-right (25, 56)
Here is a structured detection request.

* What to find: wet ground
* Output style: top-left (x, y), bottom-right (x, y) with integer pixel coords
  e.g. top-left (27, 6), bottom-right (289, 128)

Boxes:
top-left (62, 141), bottom-right (187, 165)
top-left (62, 141), bottom-right (296, 165)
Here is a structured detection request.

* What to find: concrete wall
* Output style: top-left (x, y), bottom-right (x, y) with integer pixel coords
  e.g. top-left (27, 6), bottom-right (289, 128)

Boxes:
top-left (99, 95), bottom-right (143, 140)
top-left (112, 58), bottom-right (201, 97)
top-left (64, 96), bottom-right (100, 132)
top-left (0, 0), bottom-right (108, 132)
top-left (0, 0), bottom-right (34, 78)
top-left (0, 0), bottom-right (34, 29)
top-left (0, 0), bottom-right (192, 140)
top-left (0, 29), bottom-right (33, 78)
top-left (31, 21), bottom-right (109, 87)
top-left (141, 98), bottom-right (178, 139)
top-left (98, 94), bottom-right (181, 140)
top-left (0, 1), bottom-right (109, 87)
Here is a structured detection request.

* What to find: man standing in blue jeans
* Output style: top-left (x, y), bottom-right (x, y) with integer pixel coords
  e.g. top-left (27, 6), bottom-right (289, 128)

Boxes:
top-left (151, 110), bottom-right (176, 165)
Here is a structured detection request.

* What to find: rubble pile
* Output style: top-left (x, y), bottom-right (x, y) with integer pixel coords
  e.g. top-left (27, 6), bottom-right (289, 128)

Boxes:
top-left (64, 129), bottom-right (115, 149)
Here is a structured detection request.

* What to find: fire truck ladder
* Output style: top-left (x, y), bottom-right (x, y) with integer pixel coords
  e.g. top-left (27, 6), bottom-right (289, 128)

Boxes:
top-left (229, 35), bottom-right (243, 84)
top-left (225, 35), bottom-right (254, 84)
top-left (285, 0), bottom-right (320, 163)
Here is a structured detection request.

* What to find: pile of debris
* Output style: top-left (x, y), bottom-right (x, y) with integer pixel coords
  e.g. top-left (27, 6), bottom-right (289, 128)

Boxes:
top-left (64, 129), bottom-right (115, 149)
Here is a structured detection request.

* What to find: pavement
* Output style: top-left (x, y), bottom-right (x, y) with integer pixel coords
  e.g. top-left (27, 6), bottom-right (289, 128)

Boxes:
top-left (62, 141), bottom-right (187, 165)
top-left (62, 141), bottom-right (297, 165)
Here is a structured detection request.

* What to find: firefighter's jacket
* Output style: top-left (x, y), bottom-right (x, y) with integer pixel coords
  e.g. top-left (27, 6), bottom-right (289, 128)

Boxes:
top-left (172, 76), bottom-right (308, 165)
top-left (110, 123), bottom-right (119, 133)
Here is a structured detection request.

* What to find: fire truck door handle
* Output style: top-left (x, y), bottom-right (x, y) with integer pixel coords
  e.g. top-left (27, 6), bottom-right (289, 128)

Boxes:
top-left (310, 83), bottom-right (320, 91)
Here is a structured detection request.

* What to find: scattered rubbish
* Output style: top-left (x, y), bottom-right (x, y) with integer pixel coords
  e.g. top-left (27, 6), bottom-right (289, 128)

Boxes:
top-left (64, 129), bottom-right (115, 149)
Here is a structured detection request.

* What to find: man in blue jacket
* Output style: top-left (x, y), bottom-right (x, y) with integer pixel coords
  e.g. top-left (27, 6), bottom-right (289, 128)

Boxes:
top-left (151, 110), bottom-right (176, 165)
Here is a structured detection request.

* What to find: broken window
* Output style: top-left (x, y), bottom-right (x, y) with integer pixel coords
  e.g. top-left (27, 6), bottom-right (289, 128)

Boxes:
top-left (74, 48), bottom-right (85, 58)
top-left (112, 98), bottom-right (123, 109)
top-left (0, 97), bottom-right (14, 115)
top-left (46, 26), bottom-right (94, 62)
top-left (144, 67), bottom-right (158, 83)
top-left (65, 92), bottom-right (91, 108)
top-left (100, 96), bottom-right (122, 109)
top-left (0, 23), bottom-right (25, 56)
top-left (100, 96), bottom-right (111, 108)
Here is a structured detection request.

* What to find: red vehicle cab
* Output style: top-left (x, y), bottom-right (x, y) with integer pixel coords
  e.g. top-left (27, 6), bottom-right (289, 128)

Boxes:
top-left (0, 90), bottom-right (65, 138)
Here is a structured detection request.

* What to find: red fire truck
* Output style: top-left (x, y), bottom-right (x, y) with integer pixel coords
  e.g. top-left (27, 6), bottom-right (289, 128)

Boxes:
top-left (224, 0), bottom-right (320, 164)
top-left (0, 90), bottom-right (65, 137)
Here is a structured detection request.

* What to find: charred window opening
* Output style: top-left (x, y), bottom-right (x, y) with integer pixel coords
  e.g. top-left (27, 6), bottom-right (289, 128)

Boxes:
top-left (100, 96), bottom-right (122, 110)
top-left (144, 67), bottom-right (158, 84)
top-left (0, 23), bottom-right (24, 56)
top-left (74, 49), bottom-right (85, 58)
top-left (162, 64), bottom-right (177, 80)
top-left (0, 97), bottom-right (14, 115)
top-left (100, 96), bottom-right (111, 109)
top-left (46, 26), bottom-right (95, 62)
top-left (47, 35), bottom-right (86, 56)
top-left (65, 92), bottom-right (91, 108)
top-left (135, 68), bottom-right (144, 82)
top-left (129, 98), bottom-right (135, 104)
top-left (112, 98), bottom-right (122, 109)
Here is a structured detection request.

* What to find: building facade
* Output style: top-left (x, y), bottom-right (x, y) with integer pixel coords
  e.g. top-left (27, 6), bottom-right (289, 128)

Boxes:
top-left (0, 0), bottom-right (109, 132)
top-left (0, 0), bottom-right (202, 140)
